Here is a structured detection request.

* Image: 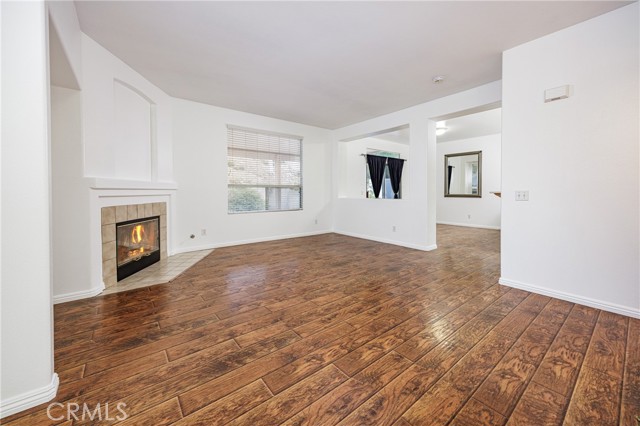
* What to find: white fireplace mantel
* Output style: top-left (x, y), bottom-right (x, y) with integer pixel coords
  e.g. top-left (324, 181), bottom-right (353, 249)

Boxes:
top-left (87, 177), bottom-right (178, 191)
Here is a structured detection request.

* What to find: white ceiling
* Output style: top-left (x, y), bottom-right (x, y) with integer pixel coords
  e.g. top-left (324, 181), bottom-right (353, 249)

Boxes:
top-left (366, 107), bottom-right (501, 145)
top-left (370, 125), bottom-right (411, 145)
top-left (437, 107), bottom-right (502, 143)
top-left (74, 1), bottom-right (631, 129)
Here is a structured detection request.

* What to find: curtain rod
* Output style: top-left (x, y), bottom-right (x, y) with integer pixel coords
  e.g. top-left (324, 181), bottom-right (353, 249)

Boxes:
top-left (360, 154), bottom-right (408, 161)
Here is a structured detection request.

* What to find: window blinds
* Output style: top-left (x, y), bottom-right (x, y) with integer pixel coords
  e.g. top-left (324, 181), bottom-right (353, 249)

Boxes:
top-left (227, 126), bottom-right (302, 213)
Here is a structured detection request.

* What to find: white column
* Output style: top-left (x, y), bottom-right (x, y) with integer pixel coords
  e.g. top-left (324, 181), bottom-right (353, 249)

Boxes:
top-left (425, 119), bottom-right (438, 248)
top-left (0, 0), bottom-right (58, 418)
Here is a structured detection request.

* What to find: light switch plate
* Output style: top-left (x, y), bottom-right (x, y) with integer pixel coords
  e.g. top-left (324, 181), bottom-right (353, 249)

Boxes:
top-left (515, 191), bottom-right (529, 201)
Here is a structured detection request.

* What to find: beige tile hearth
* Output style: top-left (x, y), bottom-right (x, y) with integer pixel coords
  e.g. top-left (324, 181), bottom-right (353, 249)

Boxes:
top-left (101, 249), bottom-right (212, 295)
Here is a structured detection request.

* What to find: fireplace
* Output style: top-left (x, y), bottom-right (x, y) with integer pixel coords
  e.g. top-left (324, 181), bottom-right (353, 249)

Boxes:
top-left (101, 203), bottom-right (167, 287)
top-left (116, 216), bottom-right (160, 281)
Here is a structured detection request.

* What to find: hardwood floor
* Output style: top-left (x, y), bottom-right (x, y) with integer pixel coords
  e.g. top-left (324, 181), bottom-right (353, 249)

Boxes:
top-left (3, 225), bottom-right (639, 425)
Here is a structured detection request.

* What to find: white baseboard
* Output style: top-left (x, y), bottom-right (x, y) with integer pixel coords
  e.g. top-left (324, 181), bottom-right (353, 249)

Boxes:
top-left (53, 283), bottom-right (104, 304)
top-left (334, 230), bottom-right (437, 252)
top-left (437, 221), bottom-right (501, 230)
top-left (499, 277), bottom-right (640, 319)
top-left (0, 373), bottom-right (59, 419)
top-left (171, 230), bottom-right (333, 255)
top-left (171, 244), bottom-right (218, 255)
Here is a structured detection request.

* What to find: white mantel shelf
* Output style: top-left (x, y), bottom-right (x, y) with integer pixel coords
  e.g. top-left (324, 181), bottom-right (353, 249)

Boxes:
top-left (87, 178), bottom-right (178, 190)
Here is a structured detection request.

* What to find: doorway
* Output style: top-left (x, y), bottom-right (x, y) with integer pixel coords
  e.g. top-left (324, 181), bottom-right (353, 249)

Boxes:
top-left (433, 106), bottom-right (502, 250)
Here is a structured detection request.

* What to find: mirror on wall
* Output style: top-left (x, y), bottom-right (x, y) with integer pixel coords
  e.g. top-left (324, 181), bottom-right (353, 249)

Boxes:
top-left (444, 151), bottom-right (482, 197)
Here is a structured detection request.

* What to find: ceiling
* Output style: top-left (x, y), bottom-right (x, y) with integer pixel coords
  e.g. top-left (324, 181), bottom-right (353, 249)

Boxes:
top-left (368, 107), bottom-right (501, 145)
top-left (437, 108), bottom-right (501, 143)
top-left (372, 126), bottom-right (411, 145)
top-left (75, 1), bottom-right (632, 129)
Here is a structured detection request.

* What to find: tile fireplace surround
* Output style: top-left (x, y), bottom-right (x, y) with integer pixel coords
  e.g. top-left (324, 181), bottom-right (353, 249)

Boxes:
top-left (101, 202), bottom-right (168, 288)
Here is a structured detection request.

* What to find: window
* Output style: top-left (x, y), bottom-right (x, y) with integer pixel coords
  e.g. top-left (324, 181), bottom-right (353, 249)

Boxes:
top-left (366, 150), bottom-right (401, 199)
top-left (227, 126), bottom-right (302, 213)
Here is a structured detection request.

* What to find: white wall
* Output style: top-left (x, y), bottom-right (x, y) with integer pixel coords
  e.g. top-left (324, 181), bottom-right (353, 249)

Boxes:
top-left (81, 34), bottom-right (173, 182)
top-left (0, 1), bottom-right (58, 417)
top-left (500, 3), bottom-right (640, 317)
top-left (339, 137), bottom-right (410, 198)
top-left (437, 134), bottom-right (502, 229)
top-left (113, 81), bottom-right (153, 181)
top-left (332, 81), bottom-right (502, 250)
top-left (50, 86), bottom-right (94, 303)
top-left (47, 0), bottom-right (82, 88)
top-left (48, 20), bottom-right (179, 301)
top-left (172, 98), bottom-right (333, 252)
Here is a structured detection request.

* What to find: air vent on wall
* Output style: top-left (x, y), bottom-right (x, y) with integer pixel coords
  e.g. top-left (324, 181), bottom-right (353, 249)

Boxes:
top-left (544, 85), bottom-right (572, 103)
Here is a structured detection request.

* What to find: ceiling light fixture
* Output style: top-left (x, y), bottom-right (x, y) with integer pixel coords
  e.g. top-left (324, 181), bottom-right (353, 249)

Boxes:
top-left (436, 121), bottom-right (448, 136)
top-left (432, 75), bottom-right (445, 84)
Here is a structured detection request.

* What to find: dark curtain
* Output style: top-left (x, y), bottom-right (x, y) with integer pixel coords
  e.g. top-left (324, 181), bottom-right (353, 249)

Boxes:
top-left (366, 154), bottom-right (387, 198)
top-left (387, 157), bottom-right (405, 199)
top-left (447, 165), bottom-right (454, 193)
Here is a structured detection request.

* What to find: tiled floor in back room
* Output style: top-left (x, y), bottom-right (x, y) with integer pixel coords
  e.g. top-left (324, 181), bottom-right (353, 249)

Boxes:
top-left (101, 249), bottom-right (213, 295)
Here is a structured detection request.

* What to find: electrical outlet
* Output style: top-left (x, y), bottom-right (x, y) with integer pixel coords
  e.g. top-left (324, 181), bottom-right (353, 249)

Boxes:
top-left (467, 214), bottom-right (471, 219)
top-left (201, 229), bottom-right (207, 236)
top-left (392, 225), bottom-right (397, 232)
top-left (515, 191), bottom-right (529, 201)
top-left (314, 219), bottom-right (318, 225)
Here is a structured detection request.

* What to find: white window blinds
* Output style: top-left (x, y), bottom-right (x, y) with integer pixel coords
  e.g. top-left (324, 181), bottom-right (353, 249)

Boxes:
top-left (227, 126), bottom-right (302, 213)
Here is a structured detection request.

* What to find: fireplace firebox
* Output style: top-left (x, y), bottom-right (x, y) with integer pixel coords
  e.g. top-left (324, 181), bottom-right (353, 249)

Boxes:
top-left (116, 216), bottom-right (160, 281)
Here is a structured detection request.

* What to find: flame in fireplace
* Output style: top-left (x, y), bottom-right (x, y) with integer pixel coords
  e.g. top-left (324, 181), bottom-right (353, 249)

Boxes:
top-left (131, 224), bottom-right (145, 244)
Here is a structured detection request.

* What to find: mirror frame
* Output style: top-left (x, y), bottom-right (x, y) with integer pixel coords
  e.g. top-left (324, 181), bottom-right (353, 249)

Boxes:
top-left (444, 151), bottom-right (482, 198)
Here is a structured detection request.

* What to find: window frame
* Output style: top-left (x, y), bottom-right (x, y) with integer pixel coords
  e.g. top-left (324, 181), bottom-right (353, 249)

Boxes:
top-left (365, 149), bottom-right (401, 199)
top-left (227, 125), bottom-right (303, 214)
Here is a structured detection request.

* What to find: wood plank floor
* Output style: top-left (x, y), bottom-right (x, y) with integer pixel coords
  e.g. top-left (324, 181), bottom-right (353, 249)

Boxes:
top-left (3, 225), bottom-right (639, 425)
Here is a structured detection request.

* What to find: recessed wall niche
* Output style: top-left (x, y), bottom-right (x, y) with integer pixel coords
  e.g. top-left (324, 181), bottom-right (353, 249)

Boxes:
top-left (338, 125), bottom-right (410, 199)
top-left (113, 80), bottom-right (156, 181)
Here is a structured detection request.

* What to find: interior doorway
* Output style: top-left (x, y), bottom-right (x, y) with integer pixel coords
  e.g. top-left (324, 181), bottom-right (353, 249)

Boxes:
top-left (432, 105), bottom-right (502, 250)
